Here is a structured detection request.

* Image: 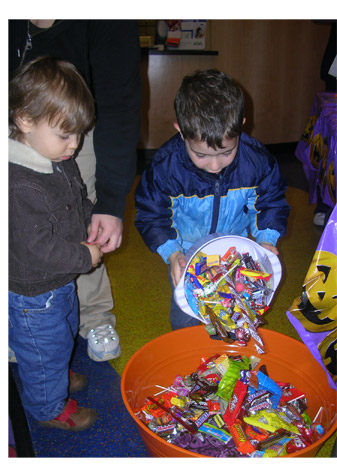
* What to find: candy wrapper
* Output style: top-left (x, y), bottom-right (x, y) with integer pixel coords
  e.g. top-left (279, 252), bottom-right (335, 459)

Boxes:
top-left (287, 204), bottom-right (337, 391)
top-left (136, 351), bottom-right (326, 457)
top-left (174, 234), bottom-right (282, 351)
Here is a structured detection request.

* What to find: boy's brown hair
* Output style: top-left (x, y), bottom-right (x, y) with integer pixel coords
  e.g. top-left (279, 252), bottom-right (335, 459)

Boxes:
top-left (174, 69), bottom-right (245, 149)
top-left (9, 56), bottom-right (95, 141)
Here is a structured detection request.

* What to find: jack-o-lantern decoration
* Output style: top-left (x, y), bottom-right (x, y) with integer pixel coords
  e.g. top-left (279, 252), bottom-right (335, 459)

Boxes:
top-left (289, 249), bottom-right (337, 384)
top-left (301, 115), bottom-right (318, 143)
top-left (310, 133), bottom-right (328, 171)
top-left (290, 250), bottom-right (337, 333)
top-left (325, 160), bottom-right (336, 206)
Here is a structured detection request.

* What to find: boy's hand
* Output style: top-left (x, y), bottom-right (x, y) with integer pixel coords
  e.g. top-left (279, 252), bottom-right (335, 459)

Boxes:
top-left (260, 242), bottom-right (279, 255)
top-left (169, 251), bottom-right (186, 287)
top-left (81, 242), bottom-right (103, 267)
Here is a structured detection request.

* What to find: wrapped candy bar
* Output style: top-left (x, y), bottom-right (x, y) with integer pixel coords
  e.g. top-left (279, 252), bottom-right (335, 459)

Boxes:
top-left (174, 234), bottom-right (282, 350)
top-left (136, 350), bottom-right (325, 457)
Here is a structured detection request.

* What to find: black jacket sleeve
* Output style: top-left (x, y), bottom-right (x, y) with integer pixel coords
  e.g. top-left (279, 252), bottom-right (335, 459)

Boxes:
top-left (88, 20), bottom-right (142, 219)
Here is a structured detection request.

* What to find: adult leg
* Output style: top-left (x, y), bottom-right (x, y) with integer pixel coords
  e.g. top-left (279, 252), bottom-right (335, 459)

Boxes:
top-left (76, 268), bottom-right (116, 337)
top-left (75, 130), bottom-right (120, 360)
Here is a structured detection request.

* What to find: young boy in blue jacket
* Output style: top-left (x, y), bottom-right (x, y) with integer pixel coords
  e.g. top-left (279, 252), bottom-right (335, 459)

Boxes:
top-left (135, 69), bottom-right (290, 330)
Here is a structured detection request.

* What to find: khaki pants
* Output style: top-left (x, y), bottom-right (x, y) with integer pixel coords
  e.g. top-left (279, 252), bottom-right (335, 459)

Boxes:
top-left (75, 130), bottom-right (115, 338)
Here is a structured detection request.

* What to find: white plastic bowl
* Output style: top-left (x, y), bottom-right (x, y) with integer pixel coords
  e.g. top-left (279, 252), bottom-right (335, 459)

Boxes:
top-left (174, 233), bottom-right (282, 321)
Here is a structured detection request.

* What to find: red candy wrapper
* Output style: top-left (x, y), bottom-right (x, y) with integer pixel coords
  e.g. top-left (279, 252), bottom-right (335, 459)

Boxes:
top-left (286, 435), bottom-right (311, 454)
top-left (223, 380), bottom-right (247, 427)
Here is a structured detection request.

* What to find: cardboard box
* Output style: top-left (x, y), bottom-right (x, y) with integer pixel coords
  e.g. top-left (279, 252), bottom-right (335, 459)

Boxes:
top-left (158, 20), bottom-right (207, 50)
top-left (178, 20), bottom-right (207, 50)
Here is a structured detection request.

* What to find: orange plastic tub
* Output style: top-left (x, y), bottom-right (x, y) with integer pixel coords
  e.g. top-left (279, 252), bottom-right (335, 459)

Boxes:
top-left (121, 326), bottom-right (337, 458)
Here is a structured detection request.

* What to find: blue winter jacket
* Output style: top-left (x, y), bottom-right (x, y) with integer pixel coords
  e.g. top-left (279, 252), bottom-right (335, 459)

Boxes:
top-left (135, 132), bottom-right (290, 263)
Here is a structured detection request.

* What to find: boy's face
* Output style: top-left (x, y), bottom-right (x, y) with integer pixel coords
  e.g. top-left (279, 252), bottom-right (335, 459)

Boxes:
top-left (174, 123), bottom-right (239, 175)
top-left (18, 118), bottom-right (80, 162)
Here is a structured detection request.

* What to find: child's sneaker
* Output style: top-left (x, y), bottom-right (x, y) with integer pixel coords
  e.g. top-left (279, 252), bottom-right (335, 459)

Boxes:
top-left (86, 324), bottom-right (121, 361)
top-left (39, 399), bottom-right (98, 431)
top-left (313, 212), bottom-right (326, 227)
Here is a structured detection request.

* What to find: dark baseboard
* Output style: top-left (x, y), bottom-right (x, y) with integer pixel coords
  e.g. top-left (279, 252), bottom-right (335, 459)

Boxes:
top-left (265, 142), bottom-right (298, 161)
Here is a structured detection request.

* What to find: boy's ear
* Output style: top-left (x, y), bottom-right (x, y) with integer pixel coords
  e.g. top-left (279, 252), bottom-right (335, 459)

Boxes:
top-left (15, 115), bottom-right (33, 133)
top-left (242, 117), bottom-right (246, 126)
top-left (173, 122), bottom-right (181, 133)
top-left (174, 122), bottom-right (184, 140)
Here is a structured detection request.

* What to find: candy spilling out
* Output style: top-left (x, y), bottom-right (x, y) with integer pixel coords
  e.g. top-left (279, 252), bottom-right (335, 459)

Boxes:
top-left (184, 247), bottom-right (274, 353)
top-left (135, 353), bottom-right (325, 457)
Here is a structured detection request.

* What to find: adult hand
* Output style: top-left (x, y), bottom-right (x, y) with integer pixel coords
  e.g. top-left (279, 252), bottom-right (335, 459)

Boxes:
top-left (87, 214), bottom-right (123, 253)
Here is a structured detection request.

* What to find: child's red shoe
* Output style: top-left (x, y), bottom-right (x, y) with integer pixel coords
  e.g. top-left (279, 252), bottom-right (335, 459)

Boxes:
top-left (39, 399), bottom-right (98, 431)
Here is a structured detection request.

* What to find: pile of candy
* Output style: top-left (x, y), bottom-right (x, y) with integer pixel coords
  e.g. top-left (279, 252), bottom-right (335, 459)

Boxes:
top-left (184, 247), bottom-right (274, 353)
top-left (136, 353), bottom-right (325, 457)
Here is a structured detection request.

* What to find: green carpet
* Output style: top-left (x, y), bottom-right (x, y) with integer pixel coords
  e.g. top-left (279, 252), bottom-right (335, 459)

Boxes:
top-left (105, 177), bottom-right (336, 457)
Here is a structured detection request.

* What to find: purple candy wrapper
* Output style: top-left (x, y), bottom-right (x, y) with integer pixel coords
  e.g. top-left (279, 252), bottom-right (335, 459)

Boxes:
top-left (287, 204), bottom-right (337, 391)
top-left (173, 432), bottom-right (248, 458)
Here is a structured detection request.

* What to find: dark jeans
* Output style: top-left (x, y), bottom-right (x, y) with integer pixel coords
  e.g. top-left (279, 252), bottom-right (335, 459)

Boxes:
top-left (8, 281), bottom-right (78, 421)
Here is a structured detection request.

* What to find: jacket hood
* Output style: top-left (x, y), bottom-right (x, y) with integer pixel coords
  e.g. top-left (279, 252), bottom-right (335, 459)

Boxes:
top-left (8, 138), bottom-right (53, 173)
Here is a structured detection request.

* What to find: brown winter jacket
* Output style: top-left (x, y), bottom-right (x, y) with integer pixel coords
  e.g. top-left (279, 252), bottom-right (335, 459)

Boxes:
top-left (9, 138), bottom-right (93, 296)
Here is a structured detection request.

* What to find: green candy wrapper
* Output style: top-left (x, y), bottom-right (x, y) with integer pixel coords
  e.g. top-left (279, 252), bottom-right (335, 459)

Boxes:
top-left (216, 356), bottom-right (250, 401)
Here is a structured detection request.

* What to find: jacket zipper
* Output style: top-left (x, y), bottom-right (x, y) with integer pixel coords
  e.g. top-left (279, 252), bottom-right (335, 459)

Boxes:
top-left (18, 20), bottom-right (58, 66)
top-left (210, 179), bottom-right (221, 234)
